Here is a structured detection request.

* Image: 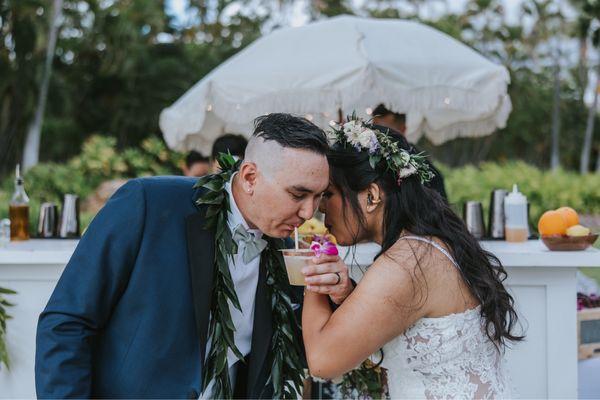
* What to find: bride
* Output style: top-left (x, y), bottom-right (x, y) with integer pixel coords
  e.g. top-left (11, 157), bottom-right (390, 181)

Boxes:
top-left (301, 117), bottom-right (523, 399)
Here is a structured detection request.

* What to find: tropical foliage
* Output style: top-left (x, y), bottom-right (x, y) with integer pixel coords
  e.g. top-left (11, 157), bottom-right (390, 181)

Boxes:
top-left (1, 0), bottom-right (600, 177)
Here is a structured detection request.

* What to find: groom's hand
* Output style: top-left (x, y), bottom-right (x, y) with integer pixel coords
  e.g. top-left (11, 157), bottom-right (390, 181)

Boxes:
top-left (302, 255), bottom-right (354, 305)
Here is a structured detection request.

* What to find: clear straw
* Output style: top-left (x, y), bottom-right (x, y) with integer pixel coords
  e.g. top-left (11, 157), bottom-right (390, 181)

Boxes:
top-left (294, 227), bottom-right (299, 250)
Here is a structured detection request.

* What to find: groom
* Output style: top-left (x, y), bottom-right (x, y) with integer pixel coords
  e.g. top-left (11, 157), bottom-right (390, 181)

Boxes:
top-left (35, 113), bottom-right (337, 398)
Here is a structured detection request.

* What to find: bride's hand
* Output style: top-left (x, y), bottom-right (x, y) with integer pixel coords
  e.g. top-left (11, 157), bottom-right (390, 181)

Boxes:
top-left (302, 255), bottom-right (354, 305)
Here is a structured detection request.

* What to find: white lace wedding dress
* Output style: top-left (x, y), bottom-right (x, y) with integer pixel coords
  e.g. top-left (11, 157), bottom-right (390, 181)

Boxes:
top-left (375, 236), bottom-right (513, 399)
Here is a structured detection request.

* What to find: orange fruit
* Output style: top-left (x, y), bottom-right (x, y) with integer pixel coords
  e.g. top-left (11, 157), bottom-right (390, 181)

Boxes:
top-left (556, 207), bottom-right (579, 227)
top-left (538, 210), bottom-right (568, 236)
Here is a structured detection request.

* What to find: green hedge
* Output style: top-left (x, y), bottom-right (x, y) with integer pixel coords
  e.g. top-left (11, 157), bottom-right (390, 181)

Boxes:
top-left (0, 135), bottom-right (183, 231)
top-left (441, 162), bottom-right (600, 227)
top-left (1, 141), bottom-right (599, 234)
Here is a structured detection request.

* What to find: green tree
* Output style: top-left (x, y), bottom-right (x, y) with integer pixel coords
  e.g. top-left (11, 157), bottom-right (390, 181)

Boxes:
top-left (1, 0), bottom-right (263, 178)
top-left (571, 0), bottom-right (600, 173)
top-left (22, 0), bottom-right (63, 171)
top-left (0, 0), bottom-right (49, 176)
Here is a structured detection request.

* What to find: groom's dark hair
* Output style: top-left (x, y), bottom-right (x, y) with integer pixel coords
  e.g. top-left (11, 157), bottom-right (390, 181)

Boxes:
top-left (252, 113), bottom-right (328, 155)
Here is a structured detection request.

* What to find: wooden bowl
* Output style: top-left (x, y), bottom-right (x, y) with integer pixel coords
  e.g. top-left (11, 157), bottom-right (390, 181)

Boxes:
top-left (541, 234), bottom-right (599, 251)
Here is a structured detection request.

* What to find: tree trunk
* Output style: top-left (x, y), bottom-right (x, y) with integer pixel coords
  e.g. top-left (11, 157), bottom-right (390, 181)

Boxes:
top-left (551, 62), bottom-right (561, 170)
top-left (579, 38), bottom-right (588, 92)
top-left (580, 63), bottom-right (600, 174)
top-left (22, 0), bottom-right (63, 171)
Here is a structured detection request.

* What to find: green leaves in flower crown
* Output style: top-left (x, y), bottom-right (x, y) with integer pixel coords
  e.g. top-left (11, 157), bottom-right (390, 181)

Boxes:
top-left (369, 155), bottom-right (381, 170)
top-left (328, 114), bottom-right (434, 185)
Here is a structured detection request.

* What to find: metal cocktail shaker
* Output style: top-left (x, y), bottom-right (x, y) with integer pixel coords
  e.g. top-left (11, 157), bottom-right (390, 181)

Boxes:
top-left (488, 189), bottom-right (508, 239)
top-left (463, 201), bottom-right (485, 239)
top-left (37, 202), bottom-right (59, 238)
top-left (59, 194), bottom-right (80, 238)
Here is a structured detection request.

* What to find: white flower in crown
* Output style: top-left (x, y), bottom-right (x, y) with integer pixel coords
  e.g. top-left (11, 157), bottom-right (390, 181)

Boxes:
top-left (342, 120), bottom-right (364, 146)
top-left (357, 128), bottom-right (377, 148)
top-left (398, 164), bottom-right (417, 178)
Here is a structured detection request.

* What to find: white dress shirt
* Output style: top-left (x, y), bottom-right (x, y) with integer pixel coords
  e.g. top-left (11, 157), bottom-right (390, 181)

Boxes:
top-left (201, 175), bottom-right (262, 397)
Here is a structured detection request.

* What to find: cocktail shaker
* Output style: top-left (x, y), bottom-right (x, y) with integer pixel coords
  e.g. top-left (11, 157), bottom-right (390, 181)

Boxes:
top-left (59, 194), bottom-right (80, 238)
top-left (463, 201), bottom-right (485, 239)
top-left (37, 202), bottom-right (59, 238)
top-left (488, 189), bottom-right (507, 239)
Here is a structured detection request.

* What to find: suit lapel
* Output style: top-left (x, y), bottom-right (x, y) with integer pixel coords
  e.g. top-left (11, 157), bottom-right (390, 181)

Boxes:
top-left (247, 255), bottom-right (273, 398)
top-left (185, 209), bottom-right (215, 369)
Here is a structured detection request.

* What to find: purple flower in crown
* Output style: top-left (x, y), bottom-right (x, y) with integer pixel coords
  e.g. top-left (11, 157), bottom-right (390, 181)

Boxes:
top-left (368, 134), bottom-right (380, 155)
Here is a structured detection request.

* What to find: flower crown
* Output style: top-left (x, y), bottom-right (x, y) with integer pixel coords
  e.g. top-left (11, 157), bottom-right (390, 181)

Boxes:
top-left (327, 114), bottom-right (435, 185)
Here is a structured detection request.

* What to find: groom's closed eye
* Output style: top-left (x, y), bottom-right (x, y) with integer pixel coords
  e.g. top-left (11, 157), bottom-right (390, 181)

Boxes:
top-left (289, 191), bottom-right (306, 201)
top-left (288, 185), bottom-right (313, 201)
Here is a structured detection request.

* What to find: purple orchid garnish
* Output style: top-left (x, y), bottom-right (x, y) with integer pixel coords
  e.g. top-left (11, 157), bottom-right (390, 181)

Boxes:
top-left (309, 235), bottom-right (339, 256)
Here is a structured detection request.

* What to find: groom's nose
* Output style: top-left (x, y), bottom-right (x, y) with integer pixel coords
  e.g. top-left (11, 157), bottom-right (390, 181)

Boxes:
top-left (298, 199), bottom-right (316, 221)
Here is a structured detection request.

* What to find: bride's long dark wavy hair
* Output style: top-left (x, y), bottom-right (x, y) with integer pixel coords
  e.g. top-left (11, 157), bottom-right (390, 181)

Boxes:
top-left (328, 125), bottom-right (523, 349)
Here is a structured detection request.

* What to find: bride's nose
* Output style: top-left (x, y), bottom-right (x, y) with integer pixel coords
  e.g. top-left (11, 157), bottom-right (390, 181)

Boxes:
top-left (318, 196), bottom-right (327, 213)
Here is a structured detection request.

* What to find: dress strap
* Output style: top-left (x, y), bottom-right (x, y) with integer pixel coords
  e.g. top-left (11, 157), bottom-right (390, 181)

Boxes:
top-left (399, 236), bottom-right (460, 269)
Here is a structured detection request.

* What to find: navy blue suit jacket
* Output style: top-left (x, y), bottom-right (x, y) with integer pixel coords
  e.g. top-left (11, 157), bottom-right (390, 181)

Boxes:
top-left (35, 177), bottom-right (289, 398)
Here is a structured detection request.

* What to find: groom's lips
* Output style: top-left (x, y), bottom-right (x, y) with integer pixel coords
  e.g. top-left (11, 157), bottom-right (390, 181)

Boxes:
top-left (281, 222), bottom-right (303, 233)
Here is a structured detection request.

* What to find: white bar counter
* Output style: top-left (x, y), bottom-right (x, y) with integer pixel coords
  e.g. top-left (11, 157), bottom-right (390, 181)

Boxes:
top-left (0, 239), bottom-right (78, 398)
top-left (0, 239), bottom-right (599, 398)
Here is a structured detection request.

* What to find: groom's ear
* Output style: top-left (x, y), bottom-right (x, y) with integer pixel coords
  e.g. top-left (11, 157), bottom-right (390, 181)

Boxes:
top-left (238, 162), bottom-right (258, 194)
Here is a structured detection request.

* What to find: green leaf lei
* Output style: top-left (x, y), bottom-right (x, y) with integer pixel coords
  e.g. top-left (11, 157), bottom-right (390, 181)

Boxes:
top-left (0, 286), bottom-right (16, 370)
top-left (194, 153), bottom-right (305, 399)
top-left (339, 359), bottom-right (388, 399)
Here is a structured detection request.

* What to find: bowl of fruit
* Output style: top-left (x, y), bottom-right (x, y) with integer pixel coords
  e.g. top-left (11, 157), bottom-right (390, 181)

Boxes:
top-left (538, 207), bottom-right (598, 251)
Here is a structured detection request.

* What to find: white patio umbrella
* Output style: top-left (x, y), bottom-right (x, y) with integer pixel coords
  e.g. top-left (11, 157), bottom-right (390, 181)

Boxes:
top-left (159, 15), bottom-right (511, 154)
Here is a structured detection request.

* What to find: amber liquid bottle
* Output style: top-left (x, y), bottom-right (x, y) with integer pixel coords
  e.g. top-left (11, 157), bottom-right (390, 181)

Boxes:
top-left (9, 164), bottom-right (30, 241)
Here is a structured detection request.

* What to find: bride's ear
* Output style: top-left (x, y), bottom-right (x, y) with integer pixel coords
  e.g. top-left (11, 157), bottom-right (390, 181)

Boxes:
top-left (365, 183), bottom-right (382, 213)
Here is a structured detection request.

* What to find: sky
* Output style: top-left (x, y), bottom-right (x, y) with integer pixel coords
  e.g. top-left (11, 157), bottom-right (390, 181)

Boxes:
top-left (166, 0), bottom-right (529, 28)
top-left (164, 0), bottom-right (597, 104)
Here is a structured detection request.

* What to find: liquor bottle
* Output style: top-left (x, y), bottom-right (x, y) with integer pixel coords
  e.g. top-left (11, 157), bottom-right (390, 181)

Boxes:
top-left (9, 164), bottom-right (30, 241)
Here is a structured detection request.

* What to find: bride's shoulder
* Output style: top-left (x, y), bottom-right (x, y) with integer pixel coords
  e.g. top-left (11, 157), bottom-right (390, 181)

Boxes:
top-left (366, 238), bottom-right (425, 280)
top-left (359, 238), bottom-right (432, 316)
top-left (377, 235), bottom-right (430, 264)
top-left (371, 235), bottom-right (452, 276)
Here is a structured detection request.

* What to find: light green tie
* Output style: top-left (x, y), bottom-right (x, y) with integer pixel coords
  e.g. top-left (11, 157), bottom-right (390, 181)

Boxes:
top-left (232, 224), bottom-right (267, 263)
